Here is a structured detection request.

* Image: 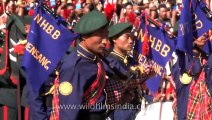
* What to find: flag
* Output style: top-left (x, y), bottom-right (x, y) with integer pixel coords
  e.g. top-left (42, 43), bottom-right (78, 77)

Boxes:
top-left (176, 0), bottom-right (212, 56)
top-left (176, 0), bottom-right (193, 56)
top-left (21, 4), bottom-right (77, 93)
top-left (193, 1), bottom-right (212, 39)
top-left (134, 16), bottom-right (176, 93)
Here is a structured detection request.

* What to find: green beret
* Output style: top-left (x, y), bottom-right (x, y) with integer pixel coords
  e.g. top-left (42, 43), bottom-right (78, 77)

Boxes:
top-left (74, 10), bottom-right (108, 34)
top-left (108, 22), bottom-right (132, 38)
top-left (23, 15), bottom-right (32, 25)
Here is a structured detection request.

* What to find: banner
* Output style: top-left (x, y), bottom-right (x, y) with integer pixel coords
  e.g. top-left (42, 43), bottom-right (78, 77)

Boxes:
top-left (134, 17), bottom-right (176, 93)
top-left (176, 0), bottom-right (212, 56)
top-left (21, 4), bottom-right (77, 93)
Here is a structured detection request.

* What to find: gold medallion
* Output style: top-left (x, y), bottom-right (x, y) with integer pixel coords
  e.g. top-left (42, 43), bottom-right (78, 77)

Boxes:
top-left (180, 73), bottom-right (192, 84)
top-left (59, 81), bottom-right (73, 96)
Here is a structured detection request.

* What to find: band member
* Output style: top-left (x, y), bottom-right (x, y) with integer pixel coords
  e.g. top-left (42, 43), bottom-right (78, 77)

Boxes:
top-left (105, 22), bottom-right (154, 120)
top-left (57, 10), bottom-right (108, 120)
top-left (172, 32), bottom-right (212, 119)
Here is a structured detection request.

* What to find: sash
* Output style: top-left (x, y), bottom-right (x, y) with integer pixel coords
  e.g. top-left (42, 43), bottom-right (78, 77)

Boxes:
top-left (50, 75), bottom-right (59, 120)
top-left (82, 60), bottom-right (106, 107)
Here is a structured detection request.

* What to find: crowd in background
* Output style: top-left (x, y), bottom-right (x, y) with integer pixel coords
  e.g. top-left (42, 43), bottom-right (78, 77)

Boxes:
top-left (0, 0), bottom-right (212, 120)
top-left (0, 0), bottom-right (212, 37)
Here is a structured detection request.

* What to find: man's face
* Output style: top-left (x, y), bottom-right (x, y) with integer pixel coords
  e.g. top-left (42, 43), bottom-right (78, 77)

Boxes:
top-left (114, 29), bottom-right (134, 52)
top-left (94, 0), bottom-right (100, 4)
top-left (83, 4), bottom-right (90, 14)
top-left (159, 7), bottom-right (167, 20)
top-left (83, 7), bottom-right (89, 14)
top-left (8, 4), bottom-right (15, 14)
top-left (83, 27), bottom-right (109, 55)
top-left (150, 10), bottom-right (158, 19)
top-left (126, 5), bottom-right (133, 15)
top-left (67, 6), bottom-right (75, 16)
top-left (193, 32), bottom-right (209, 48)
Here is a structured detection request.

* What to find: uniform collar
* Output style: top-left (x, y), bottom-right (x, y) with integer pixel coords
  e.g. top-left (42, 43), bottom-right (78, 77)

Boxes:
top-left (111, 50), bottom-right (129, 65)
top-left (77, 44), bottom-right (97, 61)
top-left (111, 49), bottom-right (126, 60)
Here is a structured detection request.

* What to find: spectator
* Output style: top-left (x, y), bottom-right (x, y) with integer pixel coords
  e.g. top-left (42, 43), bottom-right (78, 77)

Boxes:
top-left (82, 3), bottom-right (94, 14)
top-left (156, 3), bottom-right (172, 28)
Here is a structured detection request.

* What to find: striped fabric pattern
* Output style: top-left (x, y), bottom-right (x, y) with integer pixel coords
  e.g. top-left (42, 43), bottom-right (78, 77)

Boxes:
top-left (50, 76), bottom-right (59, 120)
top-left (186, 69), bottom-right (212, 120)
top-left (82, 60), bottom-right (106, 106)
top-left (105, 78), bottom-right (125, 105)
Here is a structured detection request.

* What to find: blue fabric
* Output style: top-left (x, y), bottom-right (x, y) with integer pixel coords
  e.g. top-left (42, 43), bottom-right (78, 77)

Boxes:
top-left (21, 4), bottom-right (77, 93)
top-left (103, 52), bottom-right (138, 120)
top-left (114, 109), bottom-right (135, 120)
top-left (193, 1), bottom-right (212, 38)
top-left (174, 1), bottom-right (212, 118)
top-left (176, 0), bottom-right (212, 56)
top-left (134, 17), bottom-right (176, 93)
top-left (205, 54), bottom-right (212, 95)
top-left (203, 41), bottom-right (212, 54)
top-left (171, 51), bottom-right (207, 120)
top-left (59, 45), bottom-right (105, 120)
top-left (103, 52), bottom-right (137, 80)
top-left (171, 52), bottom-right (189, 120)
top-left (176, 0), bottom-right (193, 56)
top-left (27, 79), bottom-right (53, 120)
top-left (107, 108), bottom-right (136, 120)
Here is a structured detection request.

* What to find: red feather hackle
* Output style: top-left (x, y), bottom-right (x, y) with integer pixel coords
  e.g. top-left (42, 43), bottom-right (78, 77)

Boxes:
top-left (128, 12), bottom-right (136, 25)
top-left (104, 3), bottom-right (116, 20)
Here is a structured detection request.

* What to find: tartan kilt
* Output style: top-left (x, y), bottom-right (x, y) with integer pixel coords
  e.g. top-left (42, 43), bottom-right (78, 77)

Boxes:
top-left (186, 70), bottom-right (212, 120)
top-left (105, 78), bottom-right (125, 106)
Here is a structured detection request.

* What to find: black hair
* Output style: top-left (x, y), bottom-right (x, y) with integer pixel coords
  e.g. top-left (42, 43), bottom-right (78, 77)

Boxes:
top-left (109, 26), bottom-right (133, 45)
top-left (65, 3), bottom-right (75, 8)
top-left (124, 2), bottom-right (133, 8)
top-left (116, 4), bottom-right (123, 18)
top-left (159, 4), bottom-right (167, 10)
top-left (83, 3), bottom-right (95, 11)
